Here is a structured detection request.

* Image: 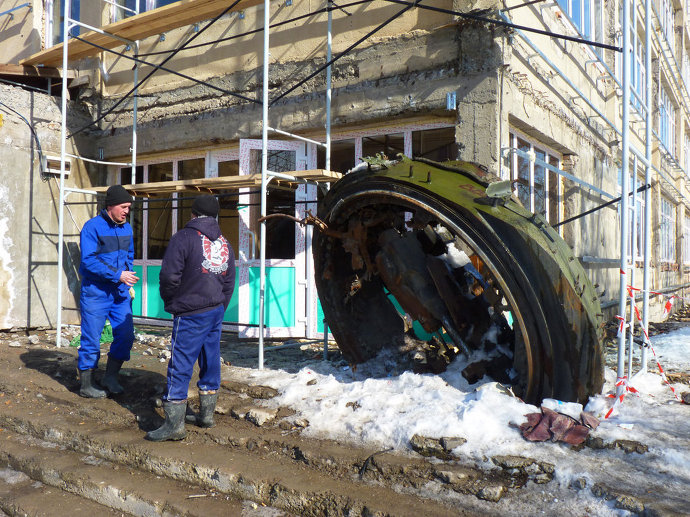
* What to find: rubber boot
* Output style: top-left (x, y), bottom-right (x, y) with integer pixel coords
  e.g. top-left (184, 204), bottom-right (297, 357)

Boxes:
top-left (102, 356), bottom-right (124, 395)
top-left (186, 391), bottom-right (218, 428)
top-left (78, 369), bottom-right (106, 399)
top-left (145, 400), bottom-right (187, 442)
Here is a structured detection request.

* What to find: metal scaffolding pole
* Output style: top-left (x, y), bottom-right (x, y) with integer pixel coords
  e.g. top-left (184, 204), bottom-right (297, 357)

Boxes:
top-left (616, 0), bottom-right (632, 395)
top-left (641, 0), bottom-right (653, 371)
top-left (627, 157), bottom-right (639, 377)
top-left (55, 0), bottom-right (72, 347)
top-left (321, 0), bottom-right (333, 355)
top-left (258, 0), bottom-right (270, 369)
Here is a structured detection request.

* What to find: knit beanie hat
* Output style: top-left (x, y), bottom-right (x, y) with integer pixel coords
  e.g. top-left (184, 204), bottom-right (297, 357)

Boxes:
top-left (192, 194), bottom-right (219, 218)
top-left (105, 185), bottom-right (133, 207)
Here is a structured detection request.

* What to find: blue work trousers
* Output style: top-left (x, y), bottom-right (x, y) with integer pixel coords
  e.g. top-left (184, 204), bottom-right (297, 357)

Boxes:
top-left (79, 281), bottom-right (134, 371)
top-left (164, 304), bottom-right (224, 401)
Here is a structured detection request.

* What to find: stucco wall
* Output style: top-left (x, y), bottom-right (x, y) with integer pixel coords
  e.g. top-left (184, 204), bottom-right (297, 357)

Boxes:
top-left (0, 83), bottom-right (96, 330)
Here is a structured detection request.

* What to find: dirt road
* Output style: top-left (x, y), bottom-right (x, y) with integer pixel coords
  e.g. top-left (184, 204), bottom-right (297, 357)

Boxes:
top-left (0, 326), bottom-right (684, 516)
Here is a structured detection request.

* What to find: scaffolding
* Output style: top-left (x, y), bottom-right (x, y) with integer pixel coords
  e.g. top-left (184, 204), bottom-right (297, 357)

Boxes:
top-left (25, 0), bottom-right (342, 366)
top-left (18, 0), bottom-right (690, 388)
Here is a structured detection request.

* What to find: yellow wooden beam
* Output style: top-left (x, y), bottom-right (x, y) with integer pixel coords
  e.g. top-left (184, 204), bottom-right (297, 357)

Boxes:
top-left (91, 169), bottom-right (342, 197)
top-left (21, 0), bottom-right (264, 67)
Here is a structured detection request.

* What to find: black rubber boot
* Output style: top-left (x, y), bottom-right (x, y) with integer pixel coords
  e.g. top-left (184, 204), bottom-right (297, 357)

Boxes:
top-left (145, 401), bottom-right (187, 442)
top-left (102, 356), bottom-right (124, 395)
top-left (78, 369), bottom-right (106, 399)
top-left (185, 391), bottom-right (218, 427)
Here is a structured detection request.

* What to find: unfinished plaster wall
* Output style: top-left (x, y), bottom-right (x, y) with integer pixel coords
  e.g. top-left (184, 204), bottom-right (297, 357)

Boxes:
top-left (96, 20), bottom-right (503, 161)
top-left (0, 84), bottom-right (96, 330)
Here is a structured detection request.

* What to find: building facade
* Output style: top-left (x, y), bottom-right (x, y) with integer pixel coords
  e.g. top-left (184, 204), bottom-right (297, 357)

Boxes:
top-left (1, 0), bottom-right (689, 335)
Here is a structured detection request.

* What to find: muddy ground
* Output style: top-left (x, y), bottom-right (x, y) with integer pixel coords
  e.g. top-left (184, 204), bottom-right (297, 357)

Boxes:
top-left (0, 318), bottom-right (687, 516)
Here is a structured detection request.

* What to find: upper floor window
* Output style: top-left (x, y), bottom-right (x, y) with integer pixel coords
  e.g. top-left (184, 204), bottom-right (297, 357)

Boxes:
top-left (113, 0), bottom-right (179, 21)
top-left (683, 53), bottom-right (690, 93)
top-left (47, 0), bottom-right (80, 46)
top-left (508, 132), bottom-right (561, 225)
top-left (556, 0), bottom-right (604, 43)
top-left (631, 33), bottom-right (646, 112)
top-left (660, 196), bottom-right (675, 262)
top-left (659, 86), bottom-right (676, 155)
top-left (659, 0), bottom-right (675, 49)
top-left (617, 168), bottom-right (645, 261)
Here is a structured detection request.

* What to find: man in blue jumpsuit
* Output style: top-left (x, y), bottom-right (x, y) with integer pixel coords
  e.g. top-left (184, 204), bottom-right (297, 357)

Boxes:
top-left (146, 194), bottom-right (235, 441)
top-left (78, 185), bottom-right (139, 398)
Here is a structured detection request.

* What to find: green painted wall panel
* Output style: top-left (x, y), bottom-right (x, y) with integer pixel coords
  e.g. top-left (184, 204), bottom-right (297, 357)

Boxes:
top-left (224, 270), bottom-right (240, 323)
top-left (317, 298), bottom-right (324, 333)
top-left (132, 265), bottom-right (143, 316)
top-left (248, 267), bottom-right (294, 327)
top-left (145, 265), bottom-right (170, 320)
top-left (137, 265), bottom-right (239, 323)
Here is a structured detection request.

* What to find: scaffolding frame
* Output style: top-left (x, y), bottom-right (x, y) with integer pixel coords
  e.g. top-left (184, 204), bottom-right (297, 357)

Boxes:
top-left (36, 0), bottom-right (687, 388)
top-left (51, 0), bottom-right (341, 366)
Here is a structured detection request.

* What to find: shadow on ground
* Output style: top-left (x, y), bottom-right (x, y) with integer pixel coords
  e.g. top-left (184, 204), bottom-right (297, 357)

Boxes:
top-left (19, 348), bottom-right (167, 432)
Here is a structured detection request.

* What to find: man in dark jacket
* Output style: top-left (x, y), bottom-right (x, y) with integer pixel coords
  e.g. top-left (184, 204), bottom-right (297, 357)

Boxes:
top-left (146, 194), bottom-right (235, 441)
top-left (78, 184), bottom-right (139, 398)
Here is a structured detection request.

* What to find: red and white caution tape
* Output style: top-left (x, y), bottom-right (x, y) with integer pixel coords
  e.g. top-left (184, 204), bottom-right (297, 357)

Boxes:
top-left (627, 299), bottom-right (682, 403)
top-left (604, 376), bottom-right (640, 419)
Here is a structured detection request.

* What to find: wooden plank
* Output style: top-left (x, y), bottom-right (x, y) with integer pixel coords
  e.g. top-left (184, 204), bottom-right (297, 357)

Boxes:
top-left (91, 169), bottom-right (342, 197)
top-left (0, 64), bottom-right (74, 79)
top-left (20, 0), bottom-right (264, 67)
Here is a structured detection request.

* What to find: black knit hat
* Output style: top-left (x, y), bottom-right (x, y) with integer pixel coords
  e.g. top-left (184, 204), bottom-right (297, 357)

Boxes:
top-left (105, 185), bottom-right (133, 207)
top-left (192, 194), bottom-right (219, 218)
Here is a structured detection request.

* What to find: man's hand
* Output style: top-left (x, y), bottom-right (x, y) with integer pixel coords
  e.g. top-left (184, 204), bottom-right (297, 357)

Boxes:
top-left (120, 271), bottom-right (140, 286)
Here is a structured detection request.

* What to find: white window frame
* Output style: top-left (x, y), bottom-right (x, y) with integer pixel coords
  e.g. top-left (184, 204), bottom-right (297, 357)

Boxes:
top-left (660, 196), bottom-right (676, 263)
top-left (508, 131), bottom-right (562, 225)
top-left (617, 168), bottom-right (645, 262)
top-left (683, 212), bottom-right (690, 265)
top-left (556, 0), bottom-right (604, 43)
top-left (45, 0), bottom-right (80, 47)
top-left (660, 0), bottom-right (675, 50)
top-left (659, 85), bottom-right (676, 155)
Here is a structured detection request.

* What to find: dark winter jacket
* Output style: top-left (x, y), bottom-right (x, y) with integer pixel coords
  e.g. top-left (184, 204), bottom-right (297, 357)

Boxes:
top-left (159, 215), bottom-right (236, 317)
top-left (79, 209), bottom-right (134, 296)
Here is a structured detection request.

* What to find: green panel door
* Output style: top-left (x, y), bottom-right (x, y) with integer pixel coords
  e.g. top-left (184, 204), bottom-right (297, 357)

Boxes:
top-left (248, 267), bottom-right (295, 327)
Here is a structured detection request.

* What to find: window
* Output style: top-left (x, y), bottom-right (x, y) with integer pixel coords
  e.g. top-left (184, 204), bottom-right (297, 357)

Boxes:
top-left (660, 197), bottom-right (675, 262)
top-left (47, 0), bottom-right (80, 46)
top-left (683, 212), bottom-right (690, 265)
top-left (412, 127), bottom-right (457, 161)
top-left (217, 160), bottom-right (241, 256)
top-left (631, 32), bottom-right (646, 112)
top-left (147, 162), bottom-right (174, 260)
top-left (113, 0), bottom-right (179, 21)
top-left (659, 86), bottom-right (676, 155)
top-left (177, 158), bottom-right (205, 231)
top-left (683, 53), bottom-right (690, 93)
top-left (660, 0), bottom-right (675, 50)
top-left (248, 150), bottom-right (297, 260)
top-left (685, 132), bottom-right (690, 175)
top-left (362, 133), bottom-right (405, 161)
top-left (509, 132), bottom-right (561, 224)
top-left (617, 168), bottom-right (645, 261)
top-left (317, 139), bottom-right (356, 173)
top-left (119, 166), bottom-right (144, 260)
top-left (556, 0), bottom-right (603, 43)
